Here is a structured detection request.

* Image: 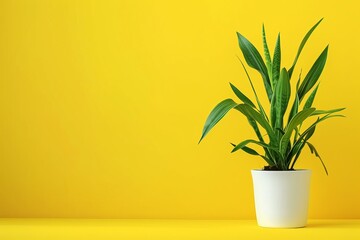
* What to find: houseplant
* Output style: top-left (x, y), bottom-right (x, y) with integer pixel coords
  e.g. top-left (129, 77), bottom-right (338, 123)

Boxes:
top-left (198, 19), bottom-right (345, 228)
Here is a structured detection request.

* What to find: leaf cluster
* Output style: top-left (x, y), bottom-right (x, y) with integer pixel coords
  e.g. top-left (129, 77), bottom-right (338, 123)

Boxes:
top-left (199, 19), bottom-right (345, 173)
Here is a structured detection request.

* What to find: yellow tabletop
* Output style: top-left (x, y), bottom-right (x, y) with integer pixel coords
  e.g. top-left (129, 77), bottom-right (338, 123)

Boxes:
top-left (0, 219), bottom-right (359, 240)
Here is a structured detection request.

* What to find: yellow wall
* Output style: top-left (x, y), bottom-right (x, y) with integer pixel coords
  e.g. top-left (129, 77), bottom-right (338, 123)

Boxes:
top-left (0, 0), bottom-right (359, 218)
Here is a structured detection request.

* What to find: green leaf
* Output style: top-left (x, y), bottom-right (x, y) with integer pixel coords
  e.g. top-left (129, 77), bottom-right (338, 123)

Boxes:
top-left (231, 139), bottom-right (275, 165)
top-left (233, 144), bottom-right (274, 165)
top-left (289, 145), bottom-right (304, 170)
top-left (270, 68), bottom-right (291, 130)
top-left (272, 33), bottom-right (281, 88)
top-left (279, 108), bottom-right (316, 155)
top-left (288, 71), bottom-right (302, 125)
top-left (199, 99), bottom-right (238, 143)
top-left (288, 124), bottom-right (317, 168)
top-left (230, 142), bottom-right (273, 164)
top-left (262, 24), bottom-right (272, 86)
top-left (299, 113), bottom-right (345, 141)
top-left (241, 146), bottom-right (259, 155)
top-left (237, 59), bottom-right (269, 121)
top-left (247, 117), bottom-right (264, 142)
top-left (288, 93), bottom-right (299, 125)
top-left (245, 116), bottom-right (274, 160)
top-left (311, 108), bottom-right (346, 116)
top-left (229, 83), bottom-right (256, 108)
top-left (289, 113), bottom-right (345, 165)
top-left (275, 128), bottom-right (285, 135)
top-left (306, 142), bottom-right (328, 175)
top-left (296, 71), bottom-right (302, 90)
top-left (288, 18), bottom-right (323, 79)
top-left (298, 46), bottom-right (329, 101)
top-left (232, 139), bottom-right (278, 153)
top-left (236, 61), bottom-right (273, 163)
top-left (303, 84), bottom-right (319, 109)
top-left (304, 123), bottom-right (316, 141)
top-left (237, 32), bottom-right (273, 102)
top-left (235, 104), bottom-right (276, 143)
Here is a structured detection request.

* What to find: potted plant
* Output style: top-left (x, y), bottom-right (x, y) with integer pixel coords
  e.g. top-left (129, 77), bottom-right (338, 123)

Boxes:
top-left (198, 19), bottom-right (345, 228)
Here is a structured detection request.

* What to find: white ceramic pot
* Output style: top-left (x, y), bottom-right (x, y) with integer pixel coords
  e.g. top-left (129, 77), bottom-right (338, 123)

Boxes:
top-left (251, 169), bottom-right (311, 228)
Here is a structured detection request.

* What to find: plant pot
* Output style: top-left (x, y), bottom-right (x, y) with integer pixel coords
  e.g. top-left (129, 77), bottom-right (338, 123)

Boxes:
top-left (251, 169), bottom-right (311, 228)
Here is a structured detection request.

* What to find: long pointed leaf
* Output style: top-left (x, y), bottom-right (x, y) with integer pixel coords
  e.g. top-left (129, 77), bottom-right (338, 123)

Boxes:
top-left (229, 82), bottom-right (256, 108)
top-left (247, 117), bottom-right (264, 141)
top-left (272, 33), bottom-right (281, 88)
top-left (288, 18), bottom-right (323, 79)
top-left (231, 143), bottom-right (274, 165)
top-left (232, 139), bottom-right (278, 153)
top-left (288, 124), bottom-right (317, 168)
top-left (307, 142), bottom-right (328, 175)
top-left (289, 113), bottom-right (345, 165)
top-left (311, 108), bottom-right (346, 116)
top-left (303, 84), bottom-right (319, 109)
top-left (237, 59), bottom-right (269, 121)
top-left (231, 142), bottom-right (259, 155)
top-left (246, 116), bottom-right (274, 161)
top-left (237, 32), bottom-right (272, 101)
top-left (199, 99), bottom-right (238, 143)
top-left (262, 24), bottom-right (272, 86)
top-left (235, 61), bottom-right (274, 161)
top-left (280, 108), bottom-right (316, 155)
top-left (242, 146), bottom-right (259, 155)
top-left (288, 71), bottom-right (302, 130)
top-left (270, 68), bottom-right (291, 130)
top-left (288, 94), bottom-right (299, 125)
top-left (232, 140), bottom-right (276, 166)
top-left (298, 46), bottom-right (329, 101)
top-left (299, 114), bottom-right (345, 141)
top-left (235, 104), bottom-right (276, 143)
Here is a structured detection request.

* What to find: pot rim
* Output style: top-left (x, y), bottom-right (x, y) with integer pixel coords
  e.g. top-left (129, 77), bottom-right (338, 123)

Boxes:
top-left (251, 169), bottom-right (311, 172)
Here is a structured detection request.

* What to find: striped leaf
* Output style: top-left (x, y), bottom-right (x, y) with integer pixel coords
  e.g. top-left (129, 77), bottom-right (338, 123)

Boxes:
top-left (262, 24), bottom-right (272, 85)
top-left (237, 32), bottom-right (272, 101)
top-left (270, 68), bottom-right (291, 130)
top-left (272, 33), bottom-right (281, 88)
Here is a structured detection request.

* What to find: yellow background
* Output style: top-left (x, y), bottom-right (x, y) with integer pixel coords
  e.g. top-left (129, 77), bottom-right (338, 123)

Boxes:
top-left (0, 0), bottom-right (359, 218)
